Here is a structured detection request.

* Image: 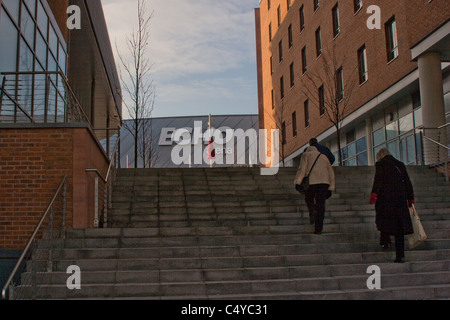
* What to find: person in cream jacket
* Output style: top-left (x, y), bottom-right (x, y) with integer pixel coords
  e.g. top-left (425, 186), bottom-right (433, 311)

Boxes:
top-left (294, 146), bottom-right (336, 234)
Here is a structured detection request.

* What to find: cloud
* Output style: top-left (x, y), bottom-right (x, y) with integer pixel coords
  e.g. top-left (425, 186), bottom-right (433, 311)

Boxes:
top-left (102, 0), bottom-right (259, 118)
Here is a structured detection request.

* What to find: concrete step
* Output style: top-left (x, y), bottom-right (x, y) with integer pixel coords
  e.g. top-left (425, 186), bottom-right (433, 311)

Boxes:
top-left (10, 166), bottom-right (450, 300)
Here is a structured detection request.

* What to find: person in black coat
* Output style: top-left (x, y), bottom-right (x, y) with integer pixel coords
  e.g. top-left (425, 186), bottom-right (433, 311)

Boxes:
top-left (369, 148), bottom-right (415, 263)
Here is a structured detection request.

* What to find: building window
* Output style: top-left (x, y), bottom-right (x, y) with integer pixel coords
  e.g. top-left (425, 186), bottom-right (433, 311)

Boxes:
top-left (336, 67), bottom-right (344, 101)
top-left (271, 89), bottom-right (275, 110)
top-left (269, 23), bottom-right (272, 42)
top-left (292, 111), bottom-right (297, 137)
top-left (300, 5), bottom-right (305, 32)
top-left (314, 0), bottom-right (320, 12)
top-left (302, 46), bottom-right (307, 73)
top-left (358, 45), bottom-right (368, 84)
top-left (0, 0), bottom-right (68, 123)
top-left (332, 5), bottom-right (340, 37)
top-left (282, 121), bottom-right (287, 145)
top-left (270, 56), bottom-right (273, 74)
top-left (277, 5), bottom-right (281, 26)
top-left (342, 137), bottom-right (368, 166)
top-left (280, 76), bottom-right (285, 99)
top-left (304, 100), bottom-right (310, 128)
top-left (354, 0), bottom-right (362, 13)
top-left (288, 24), bottom-right (293, 48)
top-left (385, 17), bottom-right (399, 62)
top-left (315, 27), bottom-right (322, 57)
top-left (268, 0), bottom-right (271, 10)
top-left (290, 62), bottom-right (295, 88)
top-left (319, 85), bottom-right (325, 116)
top-left (279, 39), bottom-right (283, 62)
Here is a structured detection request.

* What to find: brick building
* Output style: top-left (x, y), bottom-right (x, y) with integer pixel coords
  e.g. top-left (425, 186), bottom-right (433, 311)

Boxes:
top-left (0, 0), bottom-right (121, 278)
top-left (255, 0), bottom-right (450, 167)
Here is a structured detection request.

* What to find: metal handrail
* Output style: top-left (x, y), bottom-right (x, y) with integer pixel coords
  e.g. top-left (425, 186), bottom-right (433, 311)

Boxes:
top-left (86, 136), bottom-right (121, 183)
top-left (423, 135), bottom-right (450, 151)
top-left (422, 122), bottom-right (450, 182)
top-left (85, 136), bottom-right (121, 228)
top-left (1, 175), bottom-right (67, 300)
top-left (0, 71), bottom-right (91, 126)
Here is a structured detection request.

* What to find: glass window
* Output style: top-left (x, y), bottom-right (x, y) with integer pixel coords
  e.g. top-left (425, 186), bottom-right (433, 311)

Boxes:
top-left (37, 0), bottom-right (48, 39)
top-left (358, 45), bottom-right (368, 84)
top-left (348, 142), bottom-right (356, 158)
top-left (47, 82), bottom-right (57, 123)
top-left (406, 135), bottom-right (416, 164)
top-left (385, 17), bottom-right (399, 62)
top-left (388, 140), bottom-right (399, 159)
top-left (57, 92), bottom-right (65, 123)
top-left (341, 146), bottom-right (348, 160)
top-left (399, 113), bottom-right (414, 134)
top-left (2, 0), bottom-right (20, 23)
top-left (19, 39), bottom-right (34, 72)
top-left (36, 31), bottom-right (47, 66)
top-left (0, 8), bottom-right (19, 76)
top-left (332, 5), bottom-right (340, 37)
top-left (373, 128), bottom-right (385, 146)
top-left (356, 137), bottom-right (367, 154)
top-left (357, 152), bottom-right (368, 166)
top-left (24, 0), bottom-right (37, 17)
top-left (21, 6), bottom-right (35, 48)
top-left (58, 43), bottom-right (66, 73)
top-left (386, 121), bottom-right (399, 140)
top-left (414, 108), bottom-right (423, 127)
top-left (48, 53), bottom-right (57, 72)
top-left (415, 131), bottom-right (423, 165)
top-left (48, 25), bottom-right (58, 57)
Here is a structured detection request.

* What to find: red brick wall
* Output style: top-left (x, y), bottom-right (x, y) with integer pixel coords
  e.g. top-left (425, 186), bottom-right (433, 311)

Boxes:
top-left (256, 0), bottom-right (450, 160)
top-left (405, 0), bottom-right (450, 48)
top-left (0, 127), bottom-right (109, 250)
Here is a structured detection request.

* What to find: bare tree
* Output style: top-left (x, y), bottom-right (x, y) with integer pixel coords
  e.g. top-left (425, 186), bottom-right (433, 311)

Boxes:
top-left (300, 45), bottom-right (357, 166)
top-left (116, 0), bottom-right (156, 168)
top-left (273, 100), bottom-right (287, 167)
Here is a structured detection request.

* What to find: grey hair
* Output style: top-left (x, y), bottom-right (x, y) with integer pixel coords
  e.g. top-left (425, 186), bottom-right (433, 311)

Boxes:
top-left (376, 148), bottom-right (392, 162)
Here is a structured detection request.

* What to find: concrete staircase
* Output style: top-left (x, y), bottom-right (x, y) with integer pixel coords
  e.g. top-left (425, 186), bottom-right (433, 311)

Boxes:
top-left (16, 166), bottom-right (450, 299)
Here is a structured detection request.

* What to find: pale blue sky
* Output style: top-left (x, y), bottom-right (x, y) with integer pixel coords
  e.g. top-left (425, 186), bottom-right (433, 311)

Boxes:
top-left (102, 0), bottom-right (260, 119)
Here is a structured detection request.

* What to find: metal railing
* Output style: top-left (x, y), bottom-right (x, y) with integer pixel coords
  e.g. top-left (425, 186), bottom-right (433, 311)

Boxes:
top-left (1, 176), bottom-right (67, 300)
top-left (86, 136), bottom-right (121, 228)
top-left (422, 118), bottom-right (450, 181)
top-left (0, 71), bottom-right (91, 125)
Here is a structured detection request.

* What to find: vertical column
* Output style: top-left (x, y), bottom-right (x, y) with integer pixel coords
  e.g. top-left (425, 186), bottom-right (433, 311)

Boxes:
top-left (365, 118), bottom-right (375, 166)
top-left (418, 52), bottom-right (446, 165)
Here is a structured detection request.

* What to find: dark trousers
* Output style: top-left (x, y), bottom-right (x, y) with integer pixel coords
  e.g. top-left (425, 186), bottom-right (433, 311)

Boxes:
top-left (380, 232), bottom-right (405, 260)
top-left (305, 184), bottom-right (330, 232)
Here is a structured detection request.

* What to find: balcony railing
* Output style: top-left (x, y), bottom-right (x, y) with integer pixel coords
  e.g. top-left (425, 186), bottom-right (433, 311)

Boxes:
top-left (0, 71), bottom-right (91, 126)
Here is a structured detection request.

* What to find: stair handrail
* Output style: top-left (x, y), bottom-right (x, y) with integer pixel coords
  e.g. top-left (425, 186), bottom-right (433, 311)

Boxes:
top-left (422, 121), bottom-right (450, 182)
top-left (1, 175), bottom-right (67, 300)
top-left (85, 136), bottom-right (121, 228)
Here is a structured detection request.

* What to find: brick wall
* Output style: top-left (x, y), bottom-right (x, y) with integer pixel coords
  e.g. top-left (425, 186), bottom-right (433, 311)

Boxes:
top-left (0, 126), bottom-right (109, 250)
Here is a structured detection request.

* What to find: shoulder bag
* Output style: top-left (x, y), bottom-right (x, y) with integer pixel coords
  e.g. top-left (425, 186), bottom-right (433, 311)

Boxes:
top-left (296, 154), bottom-right (322, 194)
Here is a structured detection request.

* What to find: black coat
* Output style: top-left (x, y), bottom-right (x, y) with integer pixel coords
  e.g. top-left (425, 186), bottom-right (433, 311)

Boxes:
top-left (371, 155), bottom-right (414, 236)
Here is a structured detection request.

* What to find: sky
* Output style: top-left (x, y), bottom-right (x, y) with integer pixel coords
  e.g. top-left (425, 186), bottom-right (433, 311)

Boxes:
top-left (101, 0), bottom-right (260, 119)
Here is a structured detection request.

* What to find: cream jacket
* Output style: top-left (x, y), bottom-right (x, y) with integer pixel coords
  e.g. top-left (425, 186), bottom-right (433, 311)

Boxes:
top-left (294, 146), bottom-right (336, 191)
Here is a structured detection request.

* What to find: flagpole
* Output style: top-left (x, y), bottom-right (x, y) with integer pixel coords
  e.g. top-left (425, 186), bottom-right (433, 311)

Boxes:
top-left (209, 113), bottom-right (212, 168)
